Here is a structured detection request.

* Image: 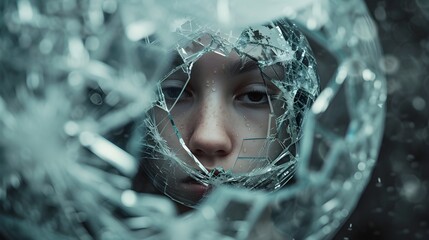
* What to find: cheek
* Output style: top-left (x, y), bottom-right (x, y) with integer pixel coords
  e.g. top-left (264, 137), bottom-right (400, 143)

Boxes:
top-left (148, 110), bottom-right (190, 181)
top-left (235, 107), bottom-right (272, 136)
top-left (153, 108), bottom-right (196, 166)
top-left (231, 106), bottom-right (287, 167)
top-left (229, 108), bottom-right (270, 167)
top-left (154, 106), bottom-right (189, 140)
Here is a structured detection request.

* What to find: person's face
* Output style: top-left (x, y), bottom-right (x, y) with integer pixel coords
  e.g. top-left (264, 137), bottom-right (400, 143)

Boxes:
top-left (148, 49), bottom-right (287, 206)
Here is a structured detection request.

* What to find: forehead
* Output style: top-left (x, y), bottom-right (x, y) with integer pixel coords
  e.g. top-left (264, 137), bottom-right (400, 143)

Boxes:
top-left (164, 20), bottom-right (319, 97)
top-left (166, 44), bottom-right (285, 89)
top-left (172, 22), bottom-right (292, 69)
top-left (179, 34), bottom-right (217, 56)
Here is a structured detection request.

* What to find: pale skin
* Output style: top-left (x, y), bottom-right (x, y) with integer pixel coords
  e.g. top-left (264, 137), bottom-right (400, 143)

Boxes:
top-left (148, 49), bottom-right (287, 212)
top-left (132, 28), bottom-right (308, 238)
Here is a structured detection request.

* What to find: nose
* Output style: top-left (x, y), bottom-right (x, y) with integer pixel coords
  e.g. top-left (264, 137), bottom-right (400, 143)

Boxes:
top-left (188, 99), bottom-right (233, 164)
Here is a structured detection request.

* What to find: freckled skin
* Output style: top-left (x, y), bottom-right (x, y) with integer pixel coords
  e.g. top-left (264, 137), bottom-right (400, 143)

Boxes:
top-left (145, 50), bottom-right (286, 209)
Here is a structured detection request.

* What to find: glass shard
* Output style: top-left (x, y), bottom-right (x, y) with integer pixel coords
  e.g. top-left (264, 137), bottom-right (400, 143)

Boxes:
top-left (0, 0), bottom-right (386, 239)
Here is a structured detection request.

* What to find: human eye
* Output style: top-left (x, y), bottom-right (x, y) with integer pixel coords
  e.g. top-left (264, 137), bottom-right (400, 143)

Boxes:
top-left (161, 80), bottom-right (192, 102)
top-left (235, 85), bottom-right (270, 105)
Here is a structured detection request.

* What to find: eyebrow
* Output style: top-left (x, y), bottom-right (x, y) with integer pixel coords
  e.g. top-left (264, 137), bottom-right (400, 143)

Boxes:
top-left (228, 58), bottom-right (260, 75)
top-left (169, 52), bottom-right (261, 76)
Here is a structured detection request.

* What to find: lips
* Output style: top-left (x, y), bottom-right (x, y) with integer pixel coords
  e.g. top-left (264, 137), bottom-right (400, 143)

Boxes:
top-left (182, 176), bottom-right (204, 184)
top-left (181, 176), bottom-right (212, 198)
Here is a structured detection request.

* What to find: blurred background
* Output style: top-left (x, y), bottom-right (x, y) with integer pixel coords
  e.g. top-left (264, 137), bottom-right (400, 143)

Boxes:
top-left (335, 0), bottom-right (429, 239)
top-left (0, 0), bottom-right (427, 239)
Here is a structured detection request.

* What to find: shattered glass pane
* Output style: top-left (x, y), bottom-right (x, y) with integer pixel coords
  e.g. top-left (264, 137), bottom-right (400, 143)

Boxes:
top-left (0, 0), bottom-right (386, 240)
top-left (135, 19), bottom-right (319, 211)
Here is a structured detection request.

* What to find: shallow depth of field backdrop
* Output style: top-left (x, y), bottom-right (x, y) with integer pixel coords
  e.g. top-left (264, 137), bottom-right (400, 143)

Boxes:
top-left (335, 0), bottom-right (429, 239)
top-left (0, 0), bottom-right (427, 239)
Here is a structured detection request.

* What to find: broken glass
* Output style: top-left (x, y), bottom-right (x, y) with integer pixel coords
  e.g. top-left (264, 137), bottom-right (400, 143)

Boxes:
top-left (134, 19), bottom-right (319, 210)
top-left (0, 0), bottom-right (386, 240)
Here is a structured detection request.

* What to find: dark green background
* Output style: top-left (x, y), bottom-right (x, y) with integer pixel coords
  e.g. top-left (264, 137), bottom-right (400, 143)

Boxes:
top-left (335, 1), bottom-right (429, 239)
